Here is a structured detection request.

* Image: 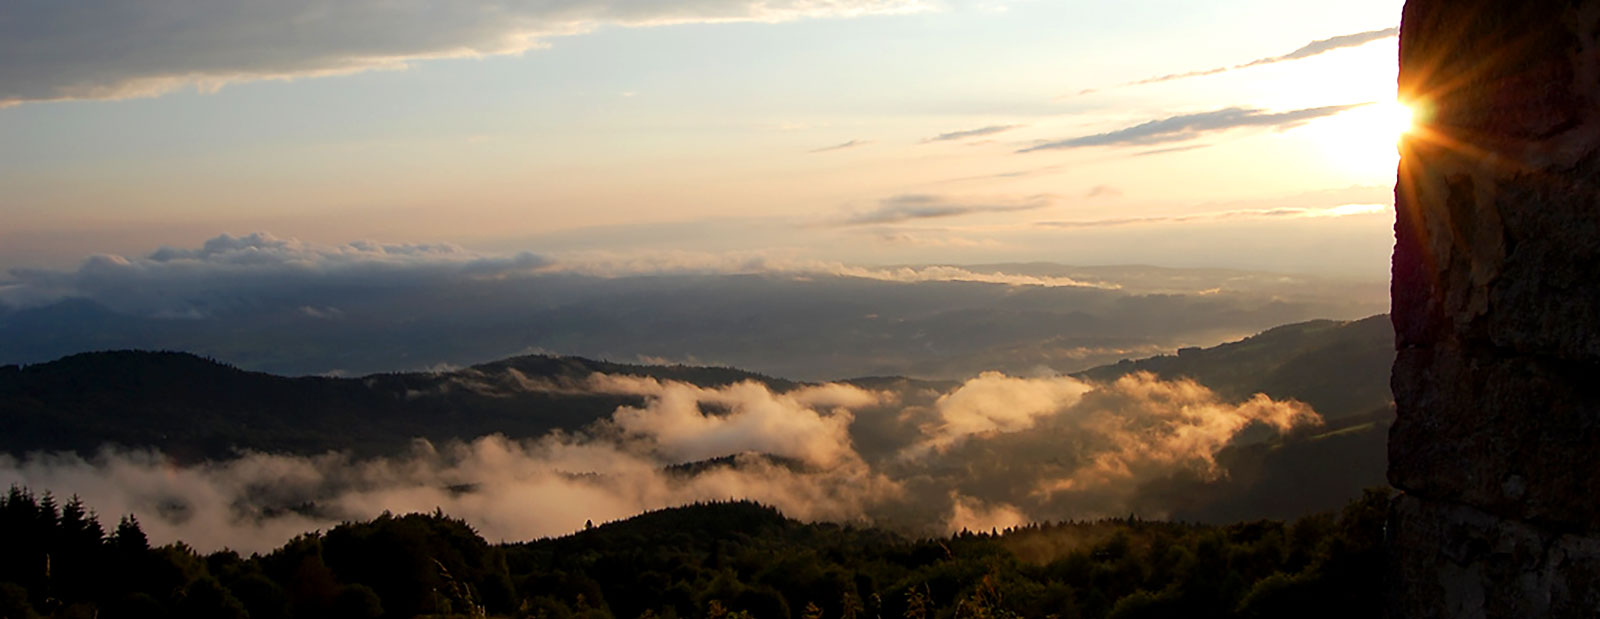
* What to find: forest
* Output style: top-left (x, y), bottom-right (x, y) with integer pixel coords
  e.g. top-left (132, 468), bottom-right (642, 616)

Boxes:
top-left (0, 485), bottom-right (1388, 619)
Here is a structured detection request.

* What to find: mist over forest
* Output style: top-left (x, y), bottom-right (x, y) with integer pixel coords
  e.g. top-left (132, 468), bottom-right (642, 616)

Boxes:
top-left (1, 314), bottom-right (1390, 555)
top-left (0, 237), bottom-right (1397, 619)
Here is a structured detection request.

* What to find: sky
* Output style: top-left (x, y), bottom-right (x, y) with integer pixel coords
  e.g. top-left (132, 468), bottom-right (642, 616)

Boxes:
top-left (0, 0), bottom-right (1406, 278)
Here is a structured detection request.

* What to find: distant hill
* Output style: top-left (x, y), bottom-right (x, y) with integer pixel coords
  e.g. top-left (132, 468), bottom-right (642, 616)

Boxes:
top-left (0, 314), bottom-right (1399, 533)
top-left (0, 351), bottom-right (798, 461)
top-left (0, 267), bottom-right (1386, 380)
top-left (0, 315), bottom-right (1394, 473)
top-left (1074, 315), bottom-right (1394, 522)
top-left (1078, 314), bottom-right (1393, 421)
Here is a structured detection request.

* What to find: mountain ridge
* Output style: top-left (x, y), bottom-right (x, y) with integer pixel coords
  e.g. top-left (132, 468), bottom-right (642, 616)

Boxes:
top-left (1, 315), bottom-right (1391, 471)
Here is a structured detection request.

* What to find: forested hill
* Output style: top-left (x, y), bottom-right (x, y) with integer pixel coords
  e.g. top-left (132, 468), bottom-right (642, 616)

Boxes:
top-left (1064, 315), bottom-right (1393, 522)
top-left (0, 315), bottom-right (1393, 467)
top-left (0, 487), bottom-right (1390, 619)
top-left (0, 351), bottom-right (799, 461)
top-left (1077, 314), bottom-right (1392, 421)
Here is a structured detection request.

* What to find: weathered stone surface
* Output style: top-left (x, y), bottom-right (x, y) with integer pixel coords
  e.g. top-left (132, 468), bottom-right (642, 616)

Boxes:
top-left (1391, 0), bottom-right (1600, 616)
top-left (1392, 0), bottom-right (1600, 523)
top-left (1389, 495), bottom-right (1600, 618)
top-left (1390, 344), bottom-right (1600, 530)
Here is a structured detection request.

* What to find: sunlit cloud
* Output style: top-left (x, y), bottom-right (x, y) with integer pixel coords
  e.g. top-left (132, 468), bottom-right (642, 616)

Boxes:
top-left (1133, 144), bottom-right (1212, 157)
top-left (811, 139), bottom-right (873, 153)
top-left (873, 231), bottom-right (1003, 249)
top-left (1084, 185), bottom-right (1121, 198)
top-left (1020, 104), bottom-right (1369, 152)
top-left (1035, 203), bottom-right (1389, 229)
top-left (0, 0), bottom-right (929, 105)
top-left (933, 165), bottom-right (1065, 184)
top-left (838, 193), bottom-right (1055, 225)
top-left (0, 233), bottom-right (1133, 313)
top-left (0, 232), bottom-right (549, 312)
top-left (0, 368), bottom-right (1322, 551)
top-left (924, 125), bottom-right (1022, 143)
top-left (1074, 27), bottom-right (1398, 95)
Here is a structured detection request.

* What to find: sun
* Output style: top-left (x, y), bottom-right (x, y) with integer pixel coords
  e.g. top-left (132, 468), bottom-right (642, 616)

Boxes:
top-left (1334, 100), bottom-right (1415, 149)
top-left (1304, 100), bottom-right (1415, 179)
top-left (1375, 101), bottom-right (1417, 138)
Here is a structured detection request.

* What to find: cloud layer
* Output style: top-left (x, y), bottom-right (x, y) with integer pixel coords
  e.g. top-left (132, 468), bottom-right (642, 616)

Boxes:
top-left (1035, 203), bottom-right (1389, 229)
top-left (1077, 27), bottom-right (1398, 95)
top-left (0, 0), bottom-right (924, 105)
top-left (0, 232), bottom-right (1121, 314)
top-left (811, 139), bottom-right (873, 153)
top-left (1020, 104), bottom-right (1367, 152)
top-left (0, 375), bottom-right (900, 551)
top-left (840, 194), bottom-right (1055, 225)
top-left (0, 232), bottom-right (1389, 382)
top-left (1, 232), bottom-right (549, 313)
top-left (0, 369), bottom-right (1323, 552)
top-left (924, 125), bottom-right (1022, 143)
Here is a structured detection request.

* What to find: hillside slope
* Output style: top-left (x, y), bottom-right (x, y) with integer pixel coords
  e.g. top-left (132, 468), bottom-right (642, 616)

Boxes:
top-left (1078, 314), bottom-right (1392, 421)
top-left (0, 351), bottom-right (795, 460)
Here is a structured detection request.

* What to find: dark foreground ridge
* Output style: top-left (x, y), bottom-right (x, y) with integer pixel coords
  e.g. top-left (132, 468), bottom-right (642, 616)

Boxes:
top-left (0, 486), bottom-right (1390, 619)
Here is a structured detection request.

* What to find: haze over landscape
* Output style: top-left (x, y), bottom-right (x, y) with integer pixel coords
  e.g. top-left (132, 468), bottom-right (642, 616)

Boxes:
top-left (0, 1), bottom-right (1412, 617)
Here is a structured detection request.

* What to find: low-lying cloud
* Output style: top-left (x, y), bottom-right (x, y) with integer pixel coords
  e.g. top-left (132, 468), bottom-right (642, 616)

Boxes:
top-left (0, 0), bottom-right (926, 105)
top-left (897, 371), bottom-right (1323, 528)
top-left (1020, 104), bottom-right (1368, 152)
top-left (914, 371), bottom-right (1094, 452)
top-left (591, 374), bottom-right (882, 468)
top-left (0, 369), bottom-right (1323, 552)
top-left (0, 375), bottom-right (900, 552)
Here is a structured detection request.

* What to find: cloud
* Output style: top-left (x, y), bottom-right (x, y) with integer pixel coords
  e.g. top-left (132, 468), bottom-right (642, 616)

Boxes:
top-left (0, 0), bottom-right (927, 106)
top-left (935, 165), bottom-right (1065, 184)
top-left (947, 493), bottom-right (1028, 534)
top-left (824, 264), bottom-right (1110, 288)
top-left (1, 232), bottom-right (550, 313)
top-left (902, 371), bottom-right (1323, 520)
top-left (586, 374), bottom-right (881, 469)
top-left (1076, 27), bottom-right (1397, 95)
top-left (500, 246), bottom-right (1119, 287)
top-left (811, 139), bottom-right (872, 153)
top-left (873, 231), bottom-right (1002, 249)
top-left (913, 372), bottom-right (1095, 452)
top-left (1256, 27), bottom-right (1399, 64)
top-left (0, 369), bottom-right (1322, 552)
top-left (0, 374), bottom-right (902, 552)
top-left (1133, 144), bottom-right (1212, 157)
top-left (924, 125), bottom-right (1021, 143)
top-left (1035, 202), bottom-right (1389, 229)
top-left (1034, 373), bottom-right (1320, 497)
top-left (840, 194), bottom-right (1055, 225)
top-left (0, 233), bottom-right (1130, 313)
top-left (1020, 104), bottom-right (1368, 152)
top-left (1084, 185), bottom-right (1121, 198)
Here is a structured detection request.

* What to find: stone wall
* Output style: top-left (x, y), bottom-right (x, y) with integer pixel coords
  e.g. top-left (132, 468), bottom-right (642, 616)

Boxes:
top-left (1391, 1), bottom-right (1600, 616)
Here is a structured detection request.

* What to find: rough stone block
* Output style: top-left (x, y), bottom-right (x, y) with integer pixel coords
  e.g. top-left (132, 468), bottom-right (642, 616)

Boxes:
top-left (1391, 345), bottom-right (1600, 529)
top-left (1389, 494), bottom-right (1600, 619)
